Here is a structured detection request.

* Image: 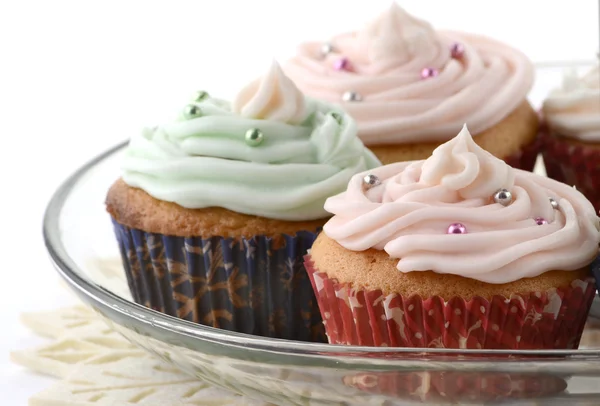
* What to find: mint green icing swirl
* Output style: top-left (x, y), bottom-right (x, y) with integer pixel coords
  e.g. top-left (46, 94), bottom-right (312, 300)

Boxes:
top-left (121, 94), bottom-right (380, 221)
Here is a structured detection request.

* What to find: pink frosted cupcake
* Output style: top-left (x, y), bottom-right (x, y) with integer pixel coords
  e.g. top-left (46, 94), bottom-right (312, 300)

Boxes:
top-left (306, 125), bottom-right (599, 349)
top-left (542, 64), bottom-right (600, 212)
top-left (285, 4), bottom-right (539, 167)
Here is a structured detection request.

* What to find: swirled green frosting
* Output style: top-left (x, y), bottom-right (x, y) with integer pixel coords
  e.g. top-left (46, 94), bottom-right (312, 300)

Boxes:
top-left (122, 62), bottom-right (380, 221)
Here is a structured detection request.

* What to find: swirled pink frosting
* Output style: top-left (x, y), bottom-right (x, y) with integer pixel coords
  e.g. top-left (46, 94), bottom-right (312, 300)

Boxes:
top-left (285, 4), bottom-right (534, 145)
top-left (323, 125), bottom-right (600, 283)
top-left (543, 65), bottom-right (600, 141)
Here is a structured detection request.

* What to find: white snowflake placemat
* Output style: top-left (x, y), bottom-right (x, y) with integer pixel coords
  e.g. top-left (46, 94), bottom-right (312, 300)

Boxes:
top-left (11, 306), bottom-right (264, 405)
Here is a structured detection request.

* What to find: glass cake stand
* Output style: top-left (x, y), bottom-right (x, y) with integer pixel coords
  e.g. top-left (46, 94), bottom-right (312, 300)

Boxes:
top-left (43, 141), bottom-right (600, 405)
top-left (43, 62), bottom-right (600, 404)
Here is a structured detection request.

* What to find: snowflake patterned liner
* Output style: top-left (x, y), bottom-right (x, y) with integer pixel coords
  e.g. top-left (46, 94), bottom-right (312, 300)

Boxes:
top-left (305, 255), bottom-right (596, 350)
top-left (112, 220), bottom-right (326, 342)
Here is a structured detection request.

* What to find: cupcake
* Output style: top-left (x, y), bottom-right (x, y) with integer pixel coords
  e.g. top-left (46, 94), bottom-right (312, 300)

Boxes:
top-left (106, 62), bottom-right (380, 341)
top-left (541, 64), bottom-right (600, 212)
top-left (306, 125), bottom-right (599, 349)
top-left (285, 4), bottom-right (539, 167)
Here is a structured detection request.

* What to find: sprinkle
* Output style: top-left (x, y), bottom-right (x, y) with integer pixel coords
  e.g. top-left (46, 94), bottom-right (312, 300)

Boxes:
top-left (450, 42), bottom-right (465, 59)
top-left (447, 223), bottom-right (467, 234)
top-left (334, 57), bottom-right (351, 71)
top-left (420, 67), bottom-right (439, 79)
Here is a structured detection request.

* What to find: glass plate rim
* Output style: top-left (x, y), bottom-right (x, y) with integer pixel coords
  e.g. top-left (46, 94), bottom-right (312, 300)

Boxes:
top-left (42, 141), bottom-right (600, 363)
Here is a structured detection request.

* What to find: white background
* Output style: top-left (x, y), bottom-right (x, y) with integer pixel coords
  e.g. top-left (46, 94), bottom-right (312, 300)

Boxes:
top-left (0, 1), bottom-right (598, 404)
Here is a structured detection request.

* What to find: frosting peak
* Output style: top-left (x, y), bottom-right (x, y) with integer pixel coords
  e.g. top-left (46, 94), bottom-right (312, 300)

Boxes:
top-left (420, 125), bottom-right (514, 199)
top-left (285, 4), bottom-right (534, 145)
top-left (324, 127), bottom-right (599, 283)
top-left (356, 3), bottom-right (436, 64)
top-left (543, 65), bottom-right (600, 141)
top-left (233, 61), bottom-right (308, 125)
top-left (121, 63), bottom-right (380, 221)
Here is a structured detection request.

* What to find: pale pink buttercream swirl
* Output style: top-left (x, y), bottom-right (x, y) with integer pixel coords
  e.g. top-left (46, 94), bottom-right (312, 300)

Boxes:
top-left (285, 4), bottom-right (534, 145)
top-left (323, 125), bottom-right (600, 283)
top-left (232, 61), bottom-right (308, 124)
top-left (543, 65), bottom-right (600, 141)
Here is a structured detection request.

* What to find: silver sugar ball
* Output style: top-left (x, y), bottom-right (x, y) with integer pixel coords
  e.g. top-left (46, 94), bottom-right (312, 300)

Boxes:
top-left (493, 188), bottom-right (512, 206)
top-left (245, 128), bottom-right (264, 147)
top-left (342, 91), bottom-right (362, 102)
top-left (193, 90), bottom-right (209, 102)
top-left (549, 197), bottom-right (559, 210)
top-left (362, 174), bottom-right (381, 190)
top-left (321, 42), bottom-right (334, 56)
top-left (183, 104), bottom-right (202, 119)
top-left (329, 111), bottom-right (343, 125)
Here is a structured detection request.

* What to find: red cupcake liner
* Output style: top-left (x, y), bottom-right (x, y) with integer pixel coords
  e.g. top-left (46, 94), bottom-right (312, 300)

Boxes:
top-left (305, 255), bottom-right (595, 349)
top-left (502, 133), bottom-right (541, 172)
top-left (541, 130), bottom-right (600, 213)
top-left (343, 371), bottom-right (567, 403)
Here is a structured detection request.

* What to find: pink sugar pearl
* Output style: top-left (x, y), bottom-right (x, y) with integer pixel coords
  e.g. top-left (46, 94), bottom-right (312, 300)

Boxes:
top-left (447, 223), bottom-right (467, 234)
top-left (420, 67), bottom-right (439, 79)
top-left (451, 42), bottom-right (465, 59)
top-left (334, 58), bottom-right (351, 71)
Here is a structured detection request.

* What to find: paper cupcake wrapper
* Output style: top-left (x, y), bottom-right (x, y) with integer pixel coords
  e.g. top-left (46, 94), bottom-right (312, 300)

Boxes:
top-left (343, 371), bottom-right (567, 403)
top-left (541, 130), bottom-right (600, 212)
top-left (305, 255), bottom-right (595, 349)
top-left (112, 219), bottom-right (326, 342)
top-left (502, 133), bottom-right (541, 172)
top-left (592, 256), bottom-right (600, 295)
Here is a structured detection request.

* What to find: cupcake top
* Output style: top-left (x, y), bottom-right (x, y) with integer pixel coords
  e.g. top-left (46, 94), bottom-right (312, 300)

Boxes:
top-left (285, 4), bottom-right (534, 145)
top-left (323, 125), bottom-right (599, 284)
top-left (121, 61), bottom-right (380, 221)
top-left (542, 65), bottom-right (600, 141)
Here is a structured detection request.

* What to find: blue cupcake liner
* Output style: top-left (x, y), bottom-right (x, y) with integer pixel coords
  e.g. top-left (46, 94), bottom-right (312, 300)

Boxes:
top-left (112, 219), bottom-right (326, 342)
